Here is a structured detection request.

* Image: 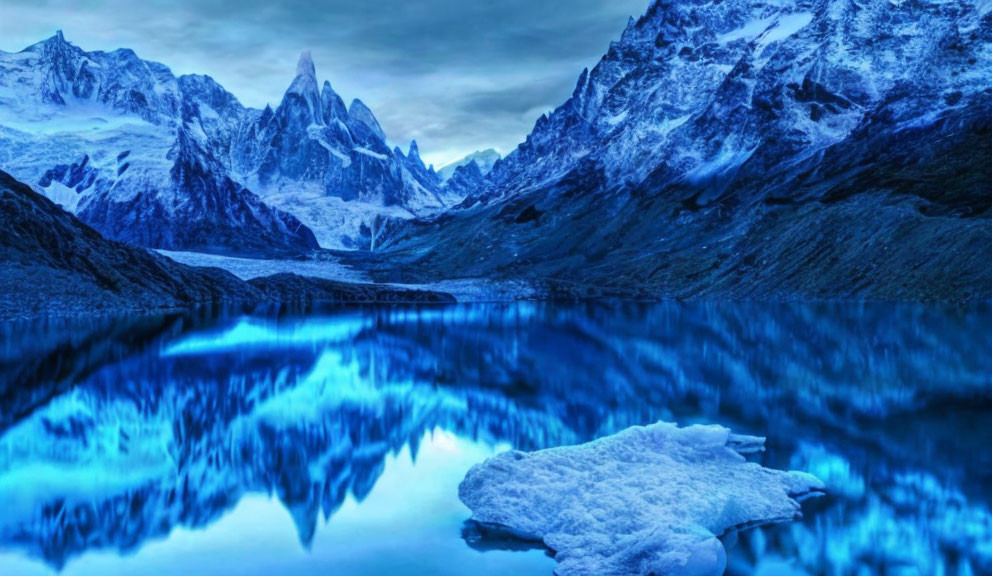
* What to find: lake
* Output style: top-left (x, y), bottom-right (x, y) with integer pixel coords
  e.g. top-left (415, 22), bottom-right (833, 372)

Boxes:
top-left (1, 302), bottom-right (990, 576)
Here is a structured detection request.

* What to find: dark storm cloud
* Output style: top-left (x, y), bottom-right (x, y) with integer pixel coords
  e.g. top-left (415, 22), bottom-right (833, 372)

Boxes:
top-left (0, 0), bottom-right (649, 166)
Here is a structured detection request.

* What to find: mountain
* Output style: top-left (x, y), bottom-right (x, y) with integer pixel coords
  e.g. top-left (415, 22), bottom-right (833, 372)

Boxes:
top-left (230, 51), bottom-right (453, 248)
top-left (0, 168), bottom-right (253, 318)
top-left (437, 149), bottom-right (501, 182)
top-left (0, 169), bottom-right (451, 319)
top-left (0, 32), bottom-right (319, 256)
top-left (379, 0), bottom-right (992, 301)
top-left (0, 35), bottom-right (454, 254)
top-left (435, 149), bottom-right (501, 201)
top-left (441, 161), bottom-right (492, 202)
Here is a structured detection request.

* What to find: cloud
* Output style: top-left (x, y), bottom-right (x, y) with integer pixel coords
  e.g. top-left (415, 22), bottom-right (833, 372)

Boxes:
top-left (0, 0), bottom-right (649, 166)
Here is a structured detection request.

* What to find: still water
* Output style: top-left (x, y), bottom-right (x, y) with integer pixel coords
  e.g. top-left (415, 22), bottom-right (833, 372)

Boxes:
top-left (0, 302), bottom-right (990, 576)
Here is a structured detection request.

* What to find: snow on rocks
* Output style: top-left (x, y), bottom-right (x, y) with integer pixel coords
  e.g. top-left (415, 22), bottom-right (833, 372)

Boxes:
top-left (459, 422), bottom-right (824, 576)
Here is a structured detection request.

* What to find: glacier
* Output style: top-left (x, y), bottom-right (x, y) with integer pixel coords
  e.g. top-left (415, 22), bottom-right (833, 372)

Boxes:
top-left (459, 422), bottom-right (824, 576)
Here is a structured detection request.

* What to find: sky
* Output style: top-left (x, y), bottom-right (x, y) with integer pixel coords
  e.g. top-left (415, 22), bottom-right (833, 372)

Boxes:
top-left (0, 0), bottom-right (649, 167)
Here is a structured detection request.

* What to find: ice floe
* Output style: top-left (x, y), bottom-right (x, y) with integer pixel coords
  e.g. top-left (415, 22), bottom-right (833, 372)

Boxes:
top-left (459, 422), bottom-right (824, 576)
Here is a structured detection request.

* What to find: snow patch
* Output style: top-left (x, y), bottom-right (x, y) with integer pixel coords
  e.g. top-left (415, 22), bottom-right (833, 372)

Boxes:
top-left (718, 15), bottom-right (779, 45)
top-left (460, 422), bottom-right (823, 576)
top-left (352, 147), bottom-right (389, 161)
top-left (37, 181), bottom-right (83, 212)
top-left (762, 13), bottom-right (815, 47)
top-left (716, 12), bottom-right (813, 52)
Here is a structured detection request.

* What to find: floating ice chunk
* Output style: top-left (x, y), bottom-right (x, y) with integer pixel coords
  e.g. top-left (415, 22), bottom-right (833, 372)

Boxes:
top-left (459, 422), bottom-right (824, 576)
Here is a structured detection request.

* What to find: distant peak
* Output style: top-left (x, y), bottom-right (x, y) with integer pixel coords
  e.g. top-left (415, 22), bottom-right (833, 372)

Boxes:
top-left (348, 99), bottom-right (386, 140)
top-left (408, 140), bottom-right (420, 158)
top-left (296, 50), bottom-right (316, 79)
top-left (320, 80), bottom-right (349, 123)
top-left (346, 99), bottom-right (386, 141)
top-left (620, 16), bottom-right (638, 43)
top-left (280, 50), bottom-right (323, 122)
top-left (349, 98), bottom-right (370, 114)
top-left (572, 68), bottom-right (590, 100)
top-left (25, 29), bottom-right (79, 58)
top-left (260, 104), bottom-right (274, 122)
top-left (436, 148), bottom-right (502, 182)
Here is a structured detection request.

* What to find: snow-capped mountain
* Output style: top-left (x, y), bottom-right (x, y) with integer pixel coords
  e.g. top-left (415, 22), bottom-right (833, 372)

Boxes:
top-left (437, 149), bottom-right (501, 182)
top-left (0, 35), bottom-right (455, 253)
top-left (229, 51), bottom-right (454, 247)
top-left (441, 161), bottom-right (493, 203)
top-left (0, 32), bottom-right (319, 255)
top-left (435, 149), bottom-right (501, 201)
top-left (481, 0), bottom-right (992, 201)
top-left (381, 0), bottom-right (992, 301)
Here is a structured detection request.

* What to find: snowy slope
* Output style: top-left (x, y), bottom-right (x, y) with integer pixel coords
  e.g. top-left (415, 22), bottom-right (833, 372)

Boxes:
top-left (227, 52), bottom-right (452, 248)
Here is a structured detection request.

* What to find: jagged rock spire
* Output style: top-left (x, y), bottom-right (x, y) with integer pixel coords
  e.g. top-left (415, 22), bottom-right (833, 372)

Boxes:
top-left (347, 98), bottom-right (386, 141)
top-left (320, 80), bottom-right (349, 124)
top-left (296, 50), bottom-right (315, 78)
top-left (282, 50), bottom-right (322, 125)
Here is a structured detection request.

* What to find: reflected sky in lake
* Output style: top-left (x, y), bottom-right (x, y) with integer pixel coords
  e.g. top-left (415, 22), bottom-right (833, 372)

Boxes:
top-left (0, 302), bottom-right (990, 576)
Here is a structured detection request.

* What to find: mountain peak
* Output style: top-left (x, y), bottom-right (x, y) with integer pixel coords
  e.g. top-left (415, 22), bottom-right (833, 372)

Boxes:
top-left (280, 50), bottom-right (323, 125)
top-left (296, 50), bottom-right (316, 79)
top-left (287, 50), bottom-right (319, 95)
top-left (437, 149), bottom-right (502, 182)
top-left (320, 80), bottom-right (349, 124)
top-left (348, 98), bottom-right (371, 116)
top-left (348, 98), bottom-right (386, 141)
top-left (23, 29), bottom-right (73, 54)
top-left (408, 140), bottom-right (420, 159)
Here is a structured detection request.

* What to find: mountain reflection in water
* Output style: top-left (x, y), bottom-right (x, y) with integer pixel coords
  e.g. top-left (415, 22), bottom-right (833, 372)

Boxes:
top-left (1, 302), bottom-right (990, 576)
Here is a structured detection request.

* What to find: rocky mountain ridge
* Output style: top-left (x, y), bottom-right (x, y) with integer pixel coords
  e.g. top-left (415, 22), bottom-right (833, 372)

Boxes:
top-left (379, 0), bottom-right (992, 301)
top-left (0, 35), bottom-right (468, 253)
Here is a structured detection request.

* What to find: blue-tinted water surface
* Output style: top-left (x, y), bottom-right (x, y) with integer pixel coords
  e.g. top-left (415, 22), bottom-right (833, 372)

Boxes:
top-left (0, 302), bottom-right (990, 575)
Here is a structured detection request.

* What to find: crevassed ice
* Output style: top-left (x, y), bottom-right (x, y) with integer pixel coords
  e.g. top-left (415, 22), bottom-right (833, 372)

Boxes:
top-left (459, 422), bottom-right (824, 576)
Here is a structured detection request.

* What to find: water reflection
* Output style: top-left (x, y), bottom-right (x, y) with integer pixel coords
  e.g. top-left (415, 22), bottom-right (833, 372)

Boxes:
top-left (1, 302), bottom-right (990, 575)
